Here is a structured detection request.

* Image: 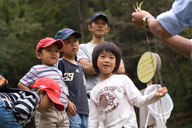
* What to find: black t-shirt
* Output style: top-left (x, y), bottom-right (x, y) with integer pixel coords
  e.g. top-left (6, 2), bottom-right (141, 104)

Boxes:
top-left (57, 58), bottom-right (89, 115)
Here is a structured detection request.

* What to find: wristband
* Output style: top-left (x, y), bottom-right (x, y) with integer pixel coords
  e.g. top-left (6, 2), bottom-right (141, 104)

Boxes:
top-left (142, 16), bottom-right (154, 30)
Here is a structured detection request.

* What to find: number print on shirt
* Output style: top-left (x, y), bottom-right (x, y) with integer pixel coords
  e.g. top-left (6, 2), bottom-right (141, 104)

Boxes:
top-left (63, 73), bottom-right (74, 81)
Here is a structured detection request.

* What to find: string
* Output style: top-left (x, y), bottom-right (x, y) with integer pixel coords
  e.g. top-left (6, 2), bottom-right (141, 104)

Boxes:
top-left (144, 30), bottom-right (166, 125)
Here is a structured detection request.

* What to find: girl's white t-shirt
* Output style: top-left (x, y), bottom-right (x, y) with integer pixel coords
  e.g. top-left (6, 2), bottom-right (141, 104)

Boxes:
top-left (89, 74), bottom-right (160, 128)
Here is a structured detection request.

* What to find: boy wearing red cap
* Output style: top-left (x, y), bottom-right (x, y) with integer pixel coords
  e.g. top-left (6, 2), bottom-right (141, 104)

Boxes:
top-left (18, 37), bottom-right (70, 128)
top-left (0, 76), bottom-right (64, 128)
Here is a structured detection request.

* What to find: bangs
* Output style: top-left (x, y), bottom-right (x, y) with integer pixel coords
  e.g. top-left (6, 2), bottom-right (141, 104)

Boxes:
top-left (92, 41), bottom-right (121, 73)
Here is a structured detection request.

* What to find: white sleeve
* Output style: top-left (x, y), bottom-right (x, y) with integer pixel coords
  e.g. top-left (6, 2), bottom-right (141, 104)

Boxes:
top-left (124, 76), bottom-right (160, 107)
top-left (88, 93), bottom-right (99, 128)
top-left (77, 44), bottom-right (89, 62)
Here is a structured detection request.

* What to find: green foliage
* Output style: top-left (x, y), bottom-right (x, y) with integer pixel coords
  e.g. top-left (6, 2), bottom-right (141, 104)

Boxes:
top-left (0, 0), bottom-right (191, 127)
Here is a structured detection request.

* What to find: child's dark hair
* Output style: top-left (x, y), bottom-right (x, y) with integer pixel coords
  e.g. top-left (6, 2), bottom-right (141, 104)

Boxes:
top-left (30, 87), bottom-right (46, 95)
top-left (37, 48), bottom-right (43, 53)
top-left (92, 41), bottom-right (121, 73)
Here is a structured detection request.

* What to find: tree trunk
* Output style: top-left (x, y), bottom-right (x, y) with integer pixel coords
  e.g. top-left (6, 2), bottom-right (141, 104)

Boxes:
top-left (75, 0), bottom-right (85, 43)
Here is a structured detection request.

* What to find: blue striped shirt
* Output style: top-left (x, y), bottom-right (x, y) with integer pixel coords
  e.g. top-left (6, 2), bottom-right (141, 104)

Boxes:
top-left (20, 64), bottom-right (68, 108)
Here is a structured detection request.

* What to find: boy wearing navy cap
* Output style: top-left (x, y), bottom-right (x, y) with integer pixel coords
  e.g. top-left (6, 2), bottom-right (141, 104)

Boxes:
top-left (55, 28), bottom-right (89, 128)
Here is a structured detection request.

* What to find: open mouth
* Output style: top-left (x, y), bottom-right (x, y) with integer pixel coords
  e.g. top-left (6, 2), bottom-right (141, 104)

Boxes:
top-left (51, 57), bottom-right (56, 60)
top-left (103, 65), bottom-right (110, 68)
top-left (73, 47), bottom-right (77, 50)
top-left (97, 29), bottom-right (103, 32)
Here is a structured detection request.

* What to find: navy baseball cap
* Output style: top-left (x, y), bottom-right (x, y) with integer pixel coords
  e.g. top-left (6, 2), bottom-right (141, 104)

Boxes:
top-left (90, 12), bottom-right (108, 24)
top-left (55, 28), bottom-right (81, 40)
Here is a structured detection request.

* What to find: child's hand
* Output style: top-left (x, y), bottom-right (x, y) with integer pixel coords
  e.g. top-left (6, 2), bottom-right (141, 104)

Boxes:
top-left (67, 100), bottom-right (77, 116)
top-left (156, 87), bottom-right (168, 97)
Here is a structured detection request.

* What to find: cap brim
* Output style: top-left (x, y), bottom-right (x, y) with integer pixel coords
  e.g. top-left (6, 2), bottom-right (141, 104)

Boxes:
top-left (71, 32), bottom-right (81, 38)
top-left (47, 93), bottom-right (64, 111)
top-left (54, 40), bottom-right (64, 49)
top-left (42, 40), bottom-right (64, 50)
top-left (61, 31), bottom-right (81, 40)
top-left (91, 15), bottom-right (108, 24)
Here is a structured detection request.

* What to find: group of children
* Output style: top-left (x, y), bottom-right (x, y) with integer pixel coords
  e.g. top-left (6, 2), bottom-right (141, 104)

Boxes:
top-left (0, 12), bottom-right (168, 128)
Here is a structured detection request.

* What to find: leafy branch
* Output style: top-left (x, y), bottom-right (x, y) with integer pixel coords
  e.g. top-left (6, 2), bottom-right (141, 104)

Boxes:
top-left (133, 1), bottom-right (144, 11)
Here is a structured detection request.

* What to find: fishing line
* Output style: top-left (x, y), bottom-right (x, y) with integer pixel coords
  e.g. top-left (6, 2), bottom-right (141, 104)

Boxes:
top-left (144, 29), bottom-right (166, 125)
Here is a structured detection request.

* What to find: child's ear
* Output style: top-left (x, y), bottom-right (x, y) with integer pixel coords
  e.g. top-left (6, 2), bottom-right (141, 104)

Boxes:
top-left (37, 88), bottom-right (43, 95)
top-left (36, 52), bottom-right (42, 59)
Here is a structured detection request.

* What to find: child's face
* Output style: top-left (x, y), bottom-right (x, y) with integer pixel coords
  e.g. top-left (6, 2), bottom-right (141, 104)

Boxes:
top-left (36, 44), bottom-right (60, 66)
top-left (62, 35), bottom-right (79, 58)
top-left (38, 93), bottom-right (53, 112)
top-left (97, 50), bottom-right (116, 76)
top-left (89, 17), bottom-right (110, 38)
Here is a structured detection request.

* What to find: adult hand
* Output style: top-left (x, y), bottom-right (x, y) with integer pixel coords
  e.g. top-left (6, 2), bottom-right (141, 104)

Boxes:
top-left (67, 100), bottom-right (77, 116)
top-left (156, 87), bottom-right (168, 97)
top-left (132, 8), bottom-right (153, 28)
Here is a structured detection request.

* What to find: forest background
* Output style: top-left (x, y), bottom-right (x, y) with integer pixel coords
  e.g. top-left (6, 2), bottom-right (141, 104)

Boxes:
top-left (0, 0), bottom-right (192, 127)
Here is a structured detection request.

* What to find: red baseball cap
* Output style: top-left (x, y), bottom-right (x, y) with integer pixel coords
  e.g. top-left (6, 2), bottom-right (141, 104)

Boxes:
top-left (31, 77), bottom-right (64, 111)
top-left (36, 37), bottom-right (64, 52)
